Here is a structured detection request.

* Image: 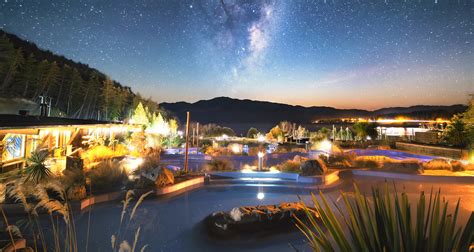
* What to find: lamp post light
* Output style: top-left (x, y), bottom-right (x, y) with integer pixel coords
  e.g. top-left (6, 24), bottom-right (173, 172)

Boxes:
top-left (257, 151), bottom-right (265, 171)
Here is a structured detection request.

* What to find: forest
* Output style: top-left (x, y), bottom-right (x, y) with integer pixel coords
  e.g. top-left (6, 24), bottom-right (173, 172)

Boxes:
top-left (0, 30), bottom-right (161, 121)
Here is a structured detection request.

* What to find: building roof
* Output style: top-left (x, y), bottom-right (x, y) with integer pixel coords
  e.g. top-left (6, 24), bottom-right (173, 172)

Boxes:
top-left (0, 114), bottom-right (119, 129)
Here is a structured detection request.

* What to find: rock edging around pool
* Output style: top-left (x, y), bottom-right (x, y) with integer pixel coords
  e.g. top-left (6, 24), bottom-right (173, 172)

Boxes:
top-left (80, 176), bottom-right (205, 210)
top-left (352, 170), bottom-right (474, 183)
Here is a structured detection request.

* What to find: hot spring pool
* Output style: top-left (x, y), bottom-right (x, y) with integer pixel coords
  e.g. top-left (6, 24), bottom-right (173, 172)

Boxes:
top-left (72, 177), bottom-right (473, 252)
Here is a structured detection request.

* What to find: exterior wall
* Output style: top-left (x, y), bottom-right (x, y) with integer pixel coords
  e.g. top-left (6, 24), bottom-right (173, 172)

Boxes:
top-left (414, 131), bottom-right (440, 144)
top-left (395, 142), bottom-right (467, 159)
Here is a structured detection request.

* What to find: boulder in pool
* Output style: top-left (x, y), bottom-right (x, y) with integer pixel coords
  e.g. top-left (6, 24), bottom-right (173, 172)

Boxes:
top-left (204, 202), bottom-right (317, 239)
top-left (300, 159), bottom-right (328, 176)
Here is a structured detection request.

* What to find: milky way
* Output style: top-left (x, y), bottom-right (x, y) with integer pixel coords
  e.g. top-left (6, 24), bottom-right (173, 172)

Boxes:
top-left (1, 0), bottom-right (472, 109)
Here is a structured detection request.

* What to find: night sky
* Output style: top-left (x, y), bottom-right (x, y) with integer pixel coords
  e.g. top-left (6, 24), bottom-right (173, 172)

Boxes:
top-left (1, 0), bottom-right (472, 109)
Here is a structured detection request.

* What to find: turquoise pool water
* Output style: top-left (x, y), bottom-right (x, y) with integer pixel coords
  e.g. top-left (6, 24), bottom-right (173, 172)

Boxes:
top-left (348, 149), bottom-right (439, 162)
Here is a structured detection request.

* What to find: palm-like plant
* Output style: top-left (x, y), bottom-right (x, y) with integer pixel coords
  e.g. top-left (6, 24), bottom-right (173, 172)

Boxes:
top-left (24, 150), bottom-right (52, 184)
top-left (295, 184), bottom-right (474, 252)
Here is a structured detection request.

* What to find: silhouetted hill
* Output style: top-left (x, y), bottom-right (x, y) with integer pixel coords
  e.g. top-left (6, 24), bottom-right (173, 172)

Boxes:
top-left (0, 30), bottom-right (159, 120)
top-left (160, 97), bottom-right (466, 124)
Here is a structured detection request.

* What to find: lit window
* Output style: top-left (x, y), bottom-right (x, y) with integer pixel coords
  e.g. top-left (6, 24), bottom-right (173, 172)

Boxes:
top-left (2, 134), bottom-right (25, 161)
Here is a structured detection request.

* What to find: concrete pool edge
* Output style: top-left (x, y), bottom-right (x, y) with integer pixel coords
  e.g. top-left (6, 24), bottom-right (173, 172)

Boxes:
top-left (80, 176), bottom-right (205, 210)
top-left (352, 169), bottom-right (474, 183)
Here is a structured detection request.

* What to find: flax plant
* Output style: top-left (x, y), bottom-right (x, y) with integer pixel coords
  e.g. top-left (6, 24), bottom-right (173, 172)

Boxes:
top-left (295, 183), bottom-right (474, 252)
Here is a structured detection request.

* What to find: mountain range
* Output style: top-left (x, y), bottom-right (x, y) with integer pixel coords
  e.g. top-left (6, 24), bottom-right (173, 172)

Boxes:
top-left (160, 97), bottom-right (466, 125)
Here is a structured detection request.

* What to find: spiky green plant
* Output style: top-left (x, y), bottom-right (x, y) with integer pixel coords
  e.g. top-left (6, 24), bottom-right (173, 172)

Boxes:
top-left (24, 150), bottom-right (52, 184)
top-left (295, 184), bottom-right (474, 252)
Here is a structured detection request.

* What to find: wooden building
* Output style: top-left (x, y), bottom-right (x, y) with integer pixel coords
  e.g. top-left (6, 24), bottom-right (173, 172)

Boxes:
top-left (0, 114), bottom-right (137, 173)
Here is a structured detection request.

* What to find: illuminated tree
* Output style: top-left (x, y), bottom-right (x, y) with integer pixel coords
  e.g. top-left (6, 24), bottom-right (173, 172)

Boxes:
top-left (310, 127), bottom-right (331, 143)
top-left (247, 127), bottom-right (259, 138)
top-left (296, 125), bottom-right (308, 140)
top-left (267, 125), bottom-right (283, 141)
top-left (444, 115), bottom-right (467, 147)
top-left (169, 119), bottom-right (178, 135)
top-left (131, 102), bottom-right (149, 125)
top-left (353, 122), bottom-right (378, 141)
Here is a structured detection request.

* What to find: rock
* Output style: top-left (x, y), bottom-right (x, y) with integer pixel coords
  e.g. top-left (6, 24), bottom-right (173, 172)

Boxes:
top-left (230, 207), bottom-right (242, 222)
top-left (67, 185), bottom-right (87, 201)
top-left (381, 161), bottom-right (424, 174)
top-left (155, 167), bottom-right (174, 187)
top-left (204, 202), bottom-right (316, 239)
top-left (300, 159), bottom-right (328, 176)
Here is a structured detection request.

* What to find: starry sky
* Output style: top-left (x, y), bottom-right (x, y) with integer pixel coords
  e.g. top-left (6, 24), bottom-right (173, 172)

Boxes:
top-left (1, 0), bottom-right (472, 109)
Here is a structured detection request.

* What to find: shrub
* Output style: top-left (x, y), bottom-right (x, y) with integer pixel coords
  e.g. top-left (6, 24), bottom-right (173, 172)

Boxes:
top-left (203, 159), bottom-right (234, 172)
top-left (423, 158), bottom-right (452, 171)
top-left (81, 144), bottom-right (129, 168)
top-left (135, 148), bottom-right (161, 174)
top-left (86, 160), bottom-right (128, 192)
top-left (295, 183), bottom-right (474, 251)
top-left (300, 159), bottom-right (328, 176)
top-left (62, 168), bottom-right (86, 190)
top-left (325, 152), bottom-right (356, 168)
top-left (353, 157), bottom-right (382, 169)
top-left (450, 160), bottom-right (466, 172)
top-left (381, 160), bottom-right (424, 174)
top-left (277, 160), bottom-right (301, 173)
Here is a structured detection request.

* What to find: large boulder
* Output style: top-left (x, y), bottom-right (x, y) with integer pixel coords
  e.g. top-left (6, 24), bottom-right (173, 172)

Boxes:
top-left (155, 167), bottom-right (174, 187)
top-left (300, 159), bottom-right (328, 176)
top-left (204, 202), bottom-right (315, 239)
top-left (381, 161), bottom-right (424, 174)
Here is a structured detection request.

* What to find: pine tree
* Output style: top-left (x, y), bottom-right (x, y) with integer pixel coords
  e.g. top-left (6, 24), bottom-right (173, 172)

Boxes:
top-left (101, 77), bottom-right (115, 120)
top-left (54, 64), bottom-right (72, 108)
top-left (131, 102), bottom-right (149, 125)
top-left (1, 48), bottom-right (24, 93)
top-left (15, 53), bottom-right (37, 97)
top-left (0, 35), bottom-right (16, 90)
top-left (66, 68), bottom-right (83, 116)
top-left (42, 61), bottom-right (60, 97)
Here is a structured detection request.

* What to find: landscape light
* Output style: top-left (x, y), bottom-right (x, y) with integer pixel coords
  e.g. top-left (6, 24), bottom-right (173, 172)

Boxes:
top-left (258, 151), bottom-right (265, 158)
top-left (231, 144), bottom-right (241, 154)
top-left (317, 140), bottom-right (332, 153)
top-left (257, 134), bottom-right (265, 142)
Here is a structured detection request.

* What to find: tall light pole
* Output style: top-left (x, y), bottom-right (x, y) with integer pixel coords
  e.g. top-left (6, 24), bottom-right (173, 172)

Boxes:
top-left (184, 112), bottom-right (190, 173)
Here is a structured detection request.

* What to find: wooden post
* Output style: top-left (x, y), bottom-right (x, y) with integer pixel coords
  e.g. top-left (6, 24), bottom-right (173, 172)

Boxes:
top-left (196, 122), bottom-right (199, 147)
top-left (184, 112), bottom-right (190, 173)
